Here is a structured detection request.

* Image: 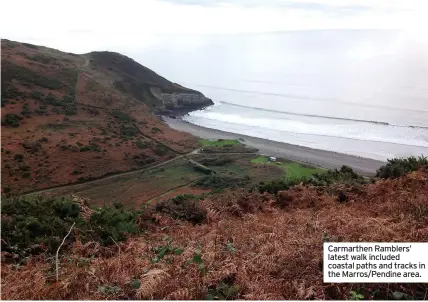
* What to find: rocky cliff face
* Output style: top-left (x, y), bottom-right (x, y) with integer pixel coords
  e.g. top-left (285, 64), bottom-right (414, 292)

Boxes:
top-left (160, 92), bottom-right (213, 114)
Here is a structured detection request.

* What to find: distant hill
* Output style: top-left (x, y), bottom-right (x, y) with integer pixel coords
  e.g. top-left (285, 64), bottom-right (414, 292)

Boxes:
top-left (1, 39), bottom-right (212, 194)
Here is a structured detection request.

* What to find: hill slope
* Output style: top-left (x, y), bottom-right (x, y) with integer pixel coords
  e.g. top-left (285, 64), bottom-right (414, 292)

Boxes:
top-left (1, 167), bottom-right (427, 299)
top-left (1, 39), bottom-right (213, 194)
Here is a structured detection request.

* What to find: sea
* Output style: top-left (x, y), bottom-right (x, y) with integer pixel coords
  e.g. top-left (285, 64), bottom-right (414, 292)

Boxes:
top-left (131, 30), bottom-right (428, 161)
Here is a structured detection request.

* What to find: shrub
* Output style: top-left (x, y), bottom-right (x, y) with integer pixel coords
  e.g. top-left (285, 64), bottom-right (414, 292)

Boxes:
top-left (154, 144), bottom-right (169, 156)
top-left (132, 153), bottom-right (156, 165)
top-left (14, 154), bottom-right (24, 162)
top-left (87, 203), bottom-right (140, 245)
top-left (31, 91), bottom-right (42, 100)
top-left (200, 157), bottom-right (233, 166)
top-left (111, 109), bottom-right (132, 122)
top-left (256, 166), bottom-right (365, 194)
top-left (135, 140), bottom-right (149, 149)
top-left (307, 166), bottom-right (365, 186)
top-left (22, 42), bottom-right (38, 49)
top-left (193, 175), bottom-right (250, 190)
top-left (155, 194), bottom-right (206, 224)
top-left (376, 156), bottom-right (428, 179)
top-left (151, 126), bottom-right (162, 133)
top-left (1, 195), bottom-right (143, 260)
top-left (120, 125), bottom-right (138, 138)
top-left (79, 145), bottom-right (94, 152)
top-left (21, 103), bottom-right (31, 117)
top-left (44, 93), bottom-right (62, 106)
top-left (193, 165), bottom-right (213, 174)
top-left (2, 114), bottom-right (22, 127)
top-left (257, 178), bottom-right (303, 195)
top-left (22, 141), bottom-right (42, 153)
top-left (1, 195), bottom-right (81, 258)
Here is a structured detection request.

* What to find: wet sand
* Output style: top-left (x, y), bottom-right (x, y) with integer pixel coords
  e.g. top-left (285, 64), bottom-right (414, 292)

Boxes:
top-left (164, 117), bottom-right (386, 176)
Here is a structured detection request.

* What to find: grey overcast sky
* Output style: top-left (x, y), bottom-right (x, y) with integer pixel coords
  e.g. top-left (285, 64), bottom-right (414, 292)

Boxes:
top-left (1, 0), bottom-right (427, 53)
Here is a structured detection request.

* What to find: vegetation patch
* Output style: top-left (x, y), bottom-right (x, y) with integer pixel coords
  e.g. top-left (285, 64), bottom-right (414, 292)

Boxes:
top-left (199, 156), bottom-right (233, 166)
top-left (154, 144), bottom-right (170, 156)
top-left (111, 109), bottom-right (132, 122)
top-left (193, 175), bottom-right (250, 190)
top-left (256, 165), bottom-right (366, 195)
top-left (135, 140), bottom-right (150, 149)
top-left (2, 113), bottom-right (23, 127)
top-left (376, 156), bottom-right (428, 179)
top-left (1, 195), bottom-right (142, 260)
top-left (155, 194), bottom-right (206, 224)
top-left (200, 139), bottom-right (240, 147)
top-left (120, 124), bottom-right (139, 138)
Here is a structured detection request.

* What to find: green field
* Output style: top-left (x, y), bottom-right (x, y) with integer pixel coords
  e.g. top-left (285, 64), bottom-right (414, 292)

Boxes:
top-left (199, 139), bottom-right (240, 147)
top-left (251, 155), bottom-right (324, 179)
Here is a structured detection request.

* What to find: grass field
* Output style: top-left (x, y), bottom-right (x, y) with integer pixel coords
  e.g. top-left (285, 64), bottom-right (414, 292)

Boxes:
top-left (199, 139), bottom-right (240, 147)
top-left (251, 155), bottom-right (324, 179)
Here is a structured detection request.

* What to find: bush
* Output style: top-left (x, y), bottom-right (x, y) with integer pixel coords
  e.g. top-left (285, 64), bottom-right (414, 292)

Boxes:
top-left (154, 144), bottom-right (169, 156)
top-left (155, 194), bottom-right (206, 224)
top-left (1, 195), bottom-right (81, 258)
top-left (193, 175), bottom-right (250, 190)
top-left (307, 165), bottom-right (365, 186)
top-left (257, 178), bottom-right (303, 195)
top-left (1, 195), bottom-right (143, 260)
top-left (87, 203), bottom-right (140, 245)
top-left (2, 114), bottom-right (22, 127)
top-left (120, 125), bottom-right (139, 138)
top-left (21, 103), bottom-right (31, 117)
top-left (132, 153), bottom-right (156, 165)
top-left (14, 154), bottom-right (24, 162)
top-left (193, 165), bottom-right (213, 174)
top-left (112, 109), bottom-right (132, 122)
top-left (135, 140), bottom-right (149, 149)
top-left (256, 166), bottom-right (365, 194)
top-left (31, 91), bottom-right (42, 100)
top-left (200, 157), bottom-right (233, 166)
top-left (376, 156), bottom-right (428, 179)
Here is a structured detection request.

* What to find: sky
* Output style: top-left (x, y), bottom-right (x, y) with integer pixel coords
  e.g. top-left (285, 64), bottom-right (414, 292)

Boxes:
top-left (1, 0), bottom-right (428, 53)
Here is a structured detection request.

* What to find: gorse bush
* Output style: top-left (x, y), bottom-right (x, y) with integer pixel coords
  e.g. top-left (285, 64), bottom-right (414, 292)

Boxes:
top-left (112, 109), bottom-right (132, 122)
top-left (1, 195), bottom-right (142, 260)
top-left (2, 113), bottom-right (22, 127)
top-left (257, 177), bottom-right (303, 195)
top-left (155, 194), bottom-right (206, 224)
top-left (307, 165), bottom-right (365, 186)
top-left (256, 166), bottom-right (366, 194)
top-left (87, 203), bottom-right (140, 245)
top-left (1, 195), bottom-right (81, 258)
top-left (376, 156), bottom-right (428, 179)
top-left (193, 175), bottom-right (250, 190)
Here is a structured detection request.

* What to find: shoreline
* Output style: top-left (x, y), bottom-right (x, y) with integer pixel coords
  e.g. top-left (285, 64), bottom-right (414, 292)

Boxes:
top-left (163, 117), bottom-right (386, 176)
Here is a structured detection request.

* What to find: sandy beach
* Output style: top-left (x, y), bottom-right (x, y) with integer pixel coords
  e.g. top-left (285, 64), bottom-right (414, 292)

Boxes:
top-left (163, 117), bottom-right (386, 176)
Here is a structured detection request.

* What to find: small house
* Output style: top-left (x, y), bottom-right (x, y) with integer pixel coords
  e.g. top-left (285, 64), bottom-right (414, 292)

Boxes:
top-left (269, 156), bottom-right (277, 162)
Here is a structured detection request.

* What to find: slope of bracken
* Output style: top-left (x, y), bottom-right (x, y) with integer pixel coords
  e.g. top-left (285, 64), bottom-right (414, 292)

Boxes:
top-left (2, 168), bottom-right (427, 300)
top-left (1, 39), bottom-right (205, 194)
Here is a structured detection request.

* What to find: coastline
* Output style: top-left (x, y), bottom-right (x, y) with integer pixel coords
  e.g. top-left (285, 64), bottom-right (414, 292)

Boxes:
top-left (163, 116), bottom-right (386, 176)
